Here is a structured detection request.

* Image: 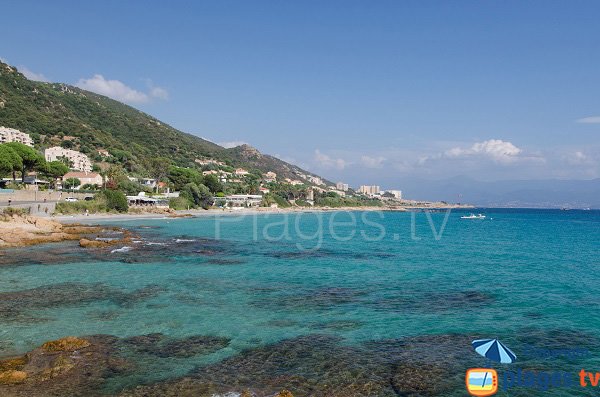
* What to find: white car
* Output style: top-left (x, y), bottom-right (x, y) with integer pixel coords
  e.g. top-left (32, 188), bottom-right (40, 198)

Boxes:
top-left (64, 197), bottom-right (78, 202)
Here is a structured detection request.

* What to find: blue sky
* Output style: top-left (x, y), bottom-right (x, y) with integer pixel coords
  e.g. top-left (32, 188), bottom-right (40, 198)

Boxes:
top-left (2, 0), bottom-right (599, 187)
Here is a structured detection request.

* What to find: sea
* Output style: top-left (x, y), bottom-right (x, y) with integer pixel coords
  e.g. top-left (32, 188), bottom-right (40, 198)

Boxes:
top-left (0, 209), bottom-right (599, 396)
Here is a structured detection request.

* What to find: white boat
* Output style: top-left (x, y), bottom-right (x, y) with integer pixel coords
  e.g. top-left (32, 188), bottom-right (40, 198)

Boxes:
top-left (461, 213), bottom-right (486, 219)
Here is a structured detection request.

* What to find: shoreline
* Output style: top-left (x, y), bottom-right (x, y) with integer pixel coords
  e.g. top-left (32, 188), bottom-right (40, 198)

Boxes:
top-left (54, 204), bottom-right (472, 224)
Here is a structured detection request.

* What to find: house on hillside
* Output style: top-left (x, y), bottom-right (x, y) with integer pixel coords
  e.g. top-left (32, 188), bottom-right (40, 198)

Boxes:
top-left (264, 171), bottom-right (277, 183)
top-left (62, 172), bottom-right (103, 188)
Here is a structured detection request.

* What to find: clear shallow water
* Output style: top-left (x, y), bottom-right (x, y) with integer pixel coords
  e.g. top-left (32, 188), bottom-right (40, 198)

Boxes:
top-left (1, 209), bottom-right (599, 396)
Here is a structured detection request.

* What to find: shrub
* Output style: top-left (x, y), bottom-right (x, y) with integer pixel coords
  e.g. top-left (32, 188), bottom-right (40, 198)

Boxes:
top-left (99, 190), bottom-right (128, 212)
top-left (55, 199), bottom-right (107, 215)
top-left (1, 207), bottom-right (30, 217)
top-left (169, 196), bottom-right (191, 210)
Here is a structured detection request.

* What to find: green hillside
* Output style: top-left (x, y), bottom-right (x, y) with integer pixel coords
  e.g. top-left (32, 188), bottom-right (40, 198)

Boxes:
top-left (0, 61), bottom-right (328, 183)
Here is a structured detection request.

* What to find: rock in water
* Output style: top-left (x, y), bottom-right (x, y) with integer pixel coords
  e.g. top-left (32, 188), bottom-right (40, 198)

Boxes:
top-left (41, 337), bottom-right (91, 352)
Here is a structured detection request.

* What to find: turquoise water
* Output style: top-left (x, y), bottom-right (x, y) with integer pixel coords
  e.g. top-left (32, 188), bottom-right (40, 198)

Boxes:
top-left (1, 209), bottom-right (599, 396)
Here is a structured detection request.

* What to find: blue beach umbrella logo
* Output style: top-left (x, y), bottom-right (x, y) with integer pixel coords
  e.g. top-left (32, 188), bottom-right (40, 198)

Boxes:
top-left (472, 339), bottom-right (517, 364)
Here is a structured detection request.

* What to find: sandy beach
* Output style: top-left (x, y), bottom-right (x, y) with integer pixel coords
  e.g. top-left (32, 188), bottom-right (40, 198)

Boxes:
top-left (52, 203), bottom-right (471, 224)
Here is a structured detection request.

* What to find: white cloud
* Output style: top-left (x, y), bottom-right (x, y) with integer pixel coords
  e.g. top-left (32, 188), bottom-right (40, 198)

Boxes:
top-left (19, 66), bottom-right (50, 82)
top-left (75, 74), bottom-right (168, 104)
top-left (218, 141), bottom-right (248, 148)
top-left (564, 150), bottom-right (595, 166)
top-left (444, 139), bottom-right (522, 163)
top-left (149, 86), bottom-right (169, 100)
top-left (360, 155), bottom-right (386, 168)
top-left (576, 116), bottom-right (600, 124)
top-left (314, 149), bottom-right (348, 170)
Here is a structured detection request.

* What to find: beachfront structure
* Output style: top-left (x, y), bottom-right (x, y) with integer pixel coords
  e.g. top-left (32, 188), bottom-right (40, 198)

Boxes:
top-left (0, 127), bottom-right (34, 147)
top-left (225, 194), bottom-right (262, 207)
top-left (45, 147), bottom-right (92, 172)
top-left (336, 182), bottom-right (349, 191)
top-left (126, 192), bottom-right (169, 208)
top-left (264, 171), bottom-right (277, 183)
top-left (358, 185), bottom-right (380, 196)
top-left (62, 172), bottom-right (103, 188)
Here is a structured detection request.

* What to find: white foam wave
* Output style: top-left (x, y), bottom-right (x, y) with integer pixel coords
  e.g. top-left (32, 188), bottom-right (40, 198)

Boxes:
top-left (111, 246), bottom-right (132, 253)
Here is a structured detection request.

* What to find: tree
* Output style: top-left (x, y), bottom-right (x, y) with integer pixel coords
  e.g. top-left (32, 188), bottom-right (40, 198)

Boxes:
top-left (41, 161), bottom-right (69, 189)
top-left (0, 144), bottom-right (22, 179)
top-left (105, 165), bottom-right (127, 189)
top-left (181, 183), bottom-right (214, 210)
top-left (167, 166), bottom-right (202, 191)
top-left (64, 178), bottom-right (81, 190)
top-left (147, 157), bottom-right (171, 193)
top-left (4, 142), bottom-right (45, 182)
top-left (202, 174), bottom-right (223, 194)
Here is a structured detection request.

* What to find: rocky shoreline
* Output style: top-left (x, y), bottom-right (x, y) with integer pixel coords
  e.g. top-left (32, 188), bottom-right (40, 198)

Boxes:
top-left (0, 214), bottom-right (135, 249)
top-left (0, 336), bottom-right (296, 397)
top-left (0, 331), bottom-right (488, 397)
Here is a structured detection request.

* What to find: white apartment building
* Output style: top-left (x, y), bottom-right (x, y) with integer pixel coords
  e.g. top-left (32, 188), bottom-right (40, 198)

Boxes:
top-left (385, 190), bottom-right (402, 199)
top-left (336, 182), bottom-right (349, 191)
top-left (45, 147), bottom-right (92, 172)
top-left (358, 185), bottom-right (380, 196)
top-left (0, 127), bottom-right (34, 147)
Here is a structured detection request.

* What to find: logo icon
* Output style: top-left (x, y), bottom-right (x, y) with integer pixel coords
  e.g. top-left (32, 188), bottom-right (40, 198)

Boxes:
top-left (466, 368), bottom-right (498, 396)
top-left (472, 338), bottom-right (516, 364)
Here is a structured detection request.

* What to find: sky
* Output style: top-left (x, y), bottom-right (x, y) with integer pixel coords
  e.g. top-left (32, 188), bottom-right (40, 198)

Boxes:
top-left (1, 0), bottom-right (599, 188)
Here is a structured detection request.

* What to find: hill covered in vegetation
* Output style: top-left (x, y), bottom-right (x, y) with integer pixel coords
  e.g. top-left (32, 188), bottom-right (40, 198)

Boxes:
top-left (0, 61), bottom-right (328, 183)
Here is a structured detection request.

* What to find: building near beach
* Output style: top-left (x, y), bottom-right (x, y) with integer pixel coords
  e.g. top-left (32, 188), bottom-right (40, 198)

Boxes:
top-left (63, 171), bottom-right (103, 187)
top-left (358, 185), bottom-right (380, 196)
top-left (45, 147), bottom-right (92, 172)
top-left (385, 190), bottom-right (402, 199)
top-left (225, 194), bottom-right (262, 207)
top-left (0, 126), bottom-right (34, 146)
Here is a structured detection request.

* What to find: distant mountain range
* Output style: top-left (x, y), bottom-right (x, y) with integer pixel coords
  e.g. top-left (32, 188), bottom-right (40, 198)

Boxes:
top-left (398, 176), bottom-right (600, 208)
top-left (0, 61), bottom-right (328, 184)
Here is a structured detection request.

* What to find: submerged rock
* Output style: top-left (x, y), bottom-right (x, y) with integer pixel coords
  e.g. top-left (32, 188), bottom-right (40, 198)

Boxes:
top-left (0, 335), bottom-right (132, 397)
top-left (119, 333), bottom-right (480, 397)
top-left (0, 283), bottom-right (168, 325)
top-left (122, 333), bottom-right (230, 358)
